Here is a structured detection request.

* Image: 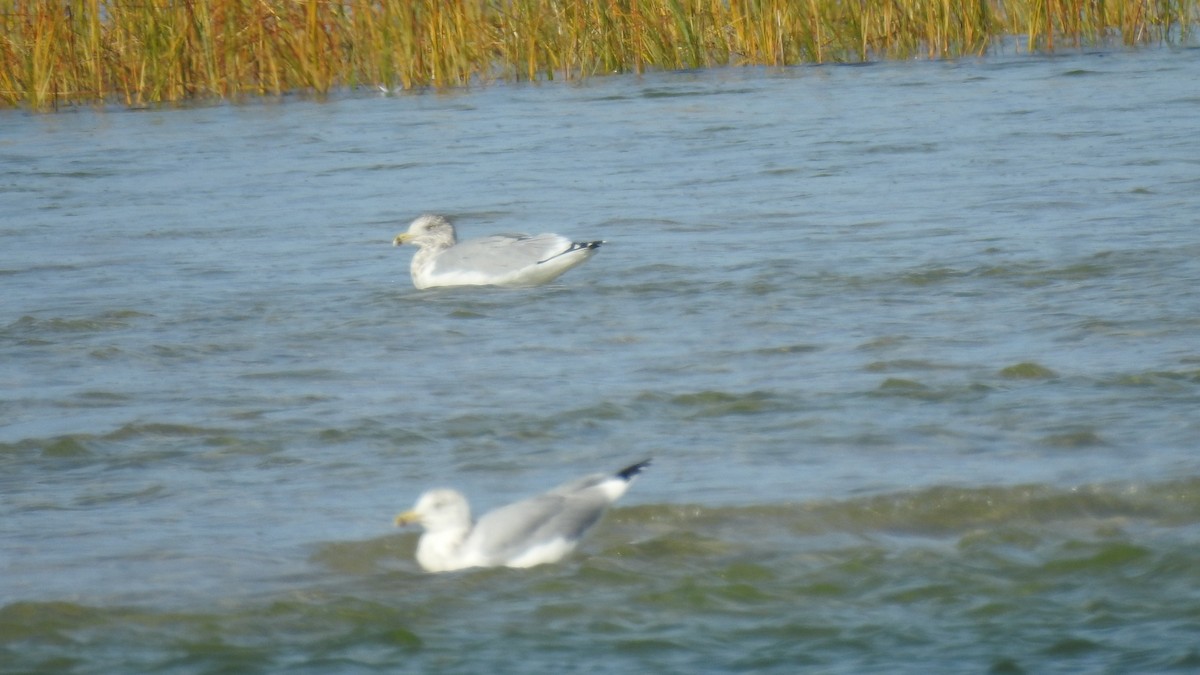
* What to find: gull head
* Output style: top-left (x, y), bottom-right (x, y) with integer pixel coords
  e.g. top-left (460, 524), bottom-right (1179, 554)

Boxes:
top-left (393, 214), bottom-right (458, 248)
top-left (394, 488), bottom-right (472, 533)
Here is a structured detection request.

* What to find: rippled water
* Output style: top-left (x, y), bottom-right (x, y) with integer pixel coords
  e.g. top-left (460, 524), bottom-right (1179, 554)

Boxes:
top-left (3, 46), bottom-right (1200, 673)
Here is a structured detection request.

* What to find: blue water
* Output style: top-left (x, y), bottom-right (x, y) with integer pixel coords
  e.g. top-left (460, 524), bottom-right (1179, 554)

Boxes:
top-left (3, 46), bottom-right (1200, 673)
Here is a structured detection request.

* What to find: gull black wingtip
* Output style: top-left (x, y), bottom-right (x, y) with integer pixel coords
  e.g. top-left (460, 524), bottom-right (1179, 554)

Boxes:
top-left (617, 459), bottom-right (652, 481)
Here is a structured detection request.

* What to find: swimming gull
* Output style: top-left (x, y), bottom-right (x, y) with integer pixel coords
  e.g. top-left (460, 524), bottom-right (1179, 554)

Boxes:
top-left (392, 214), bottom-right (603, 289)
top-left (394, 459), bottom-right (651, 572)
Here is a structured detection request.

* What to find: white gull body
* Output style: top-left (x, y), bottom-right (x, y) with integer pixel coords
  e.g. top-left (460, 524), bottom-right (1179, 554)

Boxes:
top-left (392, 214), bottom-right (603, 289)
top-left (394, 460), bottom-right (650, 572)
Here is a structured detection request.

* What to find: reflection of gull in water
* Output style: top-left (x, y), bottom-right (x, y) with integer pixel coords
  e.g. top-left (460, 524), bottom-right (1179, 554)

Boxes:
top-left (392, 214), bottom-right (603, 289)
top-left (394, 460), bottom-right (651, 572)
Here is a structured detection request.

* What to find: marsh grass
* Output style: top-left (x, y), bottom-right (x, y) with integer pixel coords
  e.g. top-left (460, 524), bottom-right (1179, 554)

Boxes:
top-left (1, 0), bottom-right (1195, 109)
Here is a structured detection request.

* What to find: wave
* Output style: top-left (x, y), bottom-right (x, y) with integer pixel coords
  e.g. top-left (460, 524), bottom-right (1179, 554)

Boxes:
top-left (4, 476), bottom-right (1200, 673)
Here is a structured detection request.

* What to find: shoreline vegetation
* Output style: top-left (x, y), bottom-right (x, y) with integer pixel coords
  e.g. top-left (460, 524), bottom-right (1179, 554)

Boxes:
top-left (2, 0), bottom-right (1196, 110)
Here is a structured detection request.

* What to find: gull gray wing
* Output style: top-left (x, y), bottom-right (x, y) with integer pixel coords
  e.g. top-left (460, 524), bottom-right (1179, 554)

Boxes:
top-left (429, 233), bottom-right (573, 278)
top-left (459, 461), bottom-right (650, 567)
top-left (466, 489), bottom-right (613, 565)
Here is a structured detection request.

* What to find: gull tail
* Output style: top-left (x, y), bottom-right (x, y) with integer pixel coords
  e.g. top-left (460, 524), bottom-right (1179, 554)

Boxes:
top-left (539, 240), bottom-right (604, 264)
top-left (616, 459), bottom-right (652, 482)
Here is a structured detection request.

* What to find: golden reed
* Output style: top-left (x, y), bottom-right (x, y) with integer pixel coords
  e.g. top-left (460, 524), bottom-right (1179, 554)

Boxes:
top-left (1, 0), bottom-right (1194, 109)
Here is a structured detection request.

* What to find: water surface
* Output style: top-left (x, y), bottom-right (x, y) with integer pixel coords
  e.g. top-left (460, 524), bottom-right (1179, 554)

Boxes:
top-left (3, 47), bottom-right (1200, 673)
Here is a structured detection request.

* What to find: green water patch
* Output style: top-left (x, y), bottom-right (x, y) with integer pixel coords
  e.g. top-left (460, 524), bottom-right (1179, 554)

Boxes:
top-left (999, 362), bottom-right (1058, 379)
top-left (59, 390), bottom-right (133, 408)
top-left (310, 536), bottom-right (414, 576)
top-left (865, 359), bottom-right (968, 373)
top-left (616, 477), bottom-right (1200, 541)
top-left (39, 435), bottom-right (94, 459)
top-left (668, 390), bottom-right (777, 415)
top-left (0, 434), bottom-right (99, 464)
top-left (441, 412), bottom-right (560, 441)
top-left (73, 483), bottom-right (169, 507)
top-left (835, 251), bottom-right (1135, 295)
top-left (0, 422), bottom-right (290, 471)
top-left (2, 311), bottom-right (152, 337)
top-left (0, 597), bottom-right (424, 673)
top-left (961, 253), bottom-right (1132, 290)
top-left (618, 529), bottom-right (738, 561)
top-left (870, 377), bottom-right (992, 402)
top-left (1038, 428), bottom-right (1106, 448)
top-left (1108, 368), bottom-right (1200, 388)
top-left (749, 342), bottom-right (822, 356)
top-left (899, 266), bottom-right (968, 286)
top-left (238, 369), bottom-right (347, 382)
top-left (1039, 541), bottom-right (1152, 575)
top-left (635, 389), bottom-right (797, 419)
top-left (316, 423), bottom-right (433, 449)
top-left (876, 377), bottom-right (932, 393)
top-left (104, 422), bottom-right (223, 442)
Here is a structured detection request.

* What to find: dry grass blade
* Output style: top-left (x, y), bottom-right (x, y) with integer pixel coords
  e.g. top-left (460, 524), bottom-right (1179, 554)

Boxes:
top-left (0, 0), bottom-right (1195, 109)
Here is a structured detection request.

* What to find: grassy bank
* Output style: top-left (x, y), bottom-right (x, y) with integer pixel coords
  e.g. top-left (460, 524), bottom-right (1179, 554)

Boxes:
top-left (1, 0), bottom-right (1195, 109)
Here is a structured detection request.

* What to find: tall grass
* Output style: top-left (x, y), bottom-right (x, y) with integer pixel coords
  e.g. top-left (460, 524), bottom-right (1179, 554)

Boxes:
top-left (1, 0), bottom-right (1195, 109)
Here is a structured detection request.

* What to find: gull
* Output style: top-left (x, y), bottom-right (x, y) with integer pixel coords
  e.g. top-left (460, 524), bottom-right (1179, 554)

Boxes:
top-left (394, 460), bottom-right (651, 572)
top-left (392, 214), bottom-right (603, 289)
